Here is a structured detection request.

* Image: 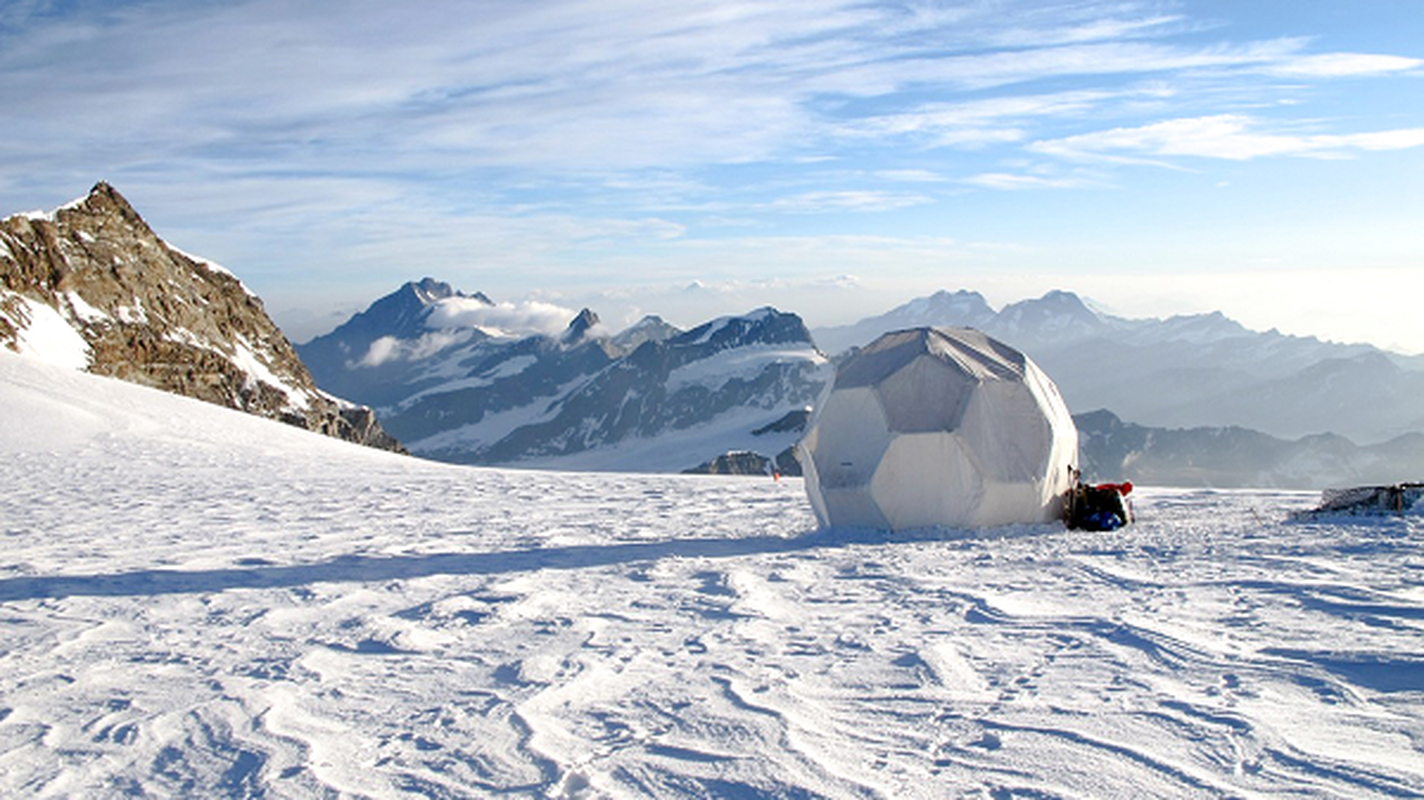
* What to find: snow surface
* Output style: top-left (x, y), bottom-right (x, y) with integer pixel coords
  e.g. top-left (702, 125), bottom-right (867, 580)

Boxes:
top-left (11, 194), bottom-right (91, 224)
top-left (518, 401), bottom-right (809, 474)
top-left (64, 291), bottom-right (108, 324)
top-left (399, 353), bottom-right (540, 400)
top-left (2, 350), bottom-right (1423, 798)
top-left (686, 307), bottom-right (778, 347)
top-left (405, 375), bottom-right (591, 457)
top-left (6, 295), bottom-right (90, 370)
top-left (665, 344), bottom-right (828, 394)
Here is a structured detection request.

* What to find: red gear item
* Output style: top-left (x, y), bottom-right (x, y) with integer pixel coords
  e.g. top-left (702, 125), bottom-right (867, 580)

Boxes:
top-left (1095, 481), bottom-right (1133, 496)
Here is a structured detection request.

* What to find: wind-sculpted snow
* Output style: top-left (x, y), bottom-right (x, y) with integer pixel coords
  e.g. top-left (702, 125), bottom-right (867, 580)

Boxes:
top-left (2, 353), bottom-right (1422, 798)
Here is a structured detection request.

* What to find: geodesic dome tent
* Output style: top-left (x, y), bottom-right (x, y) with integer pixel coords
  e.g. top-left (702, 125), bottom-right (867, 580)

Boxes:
top-left (800, 327), bottom-right (1078, 530)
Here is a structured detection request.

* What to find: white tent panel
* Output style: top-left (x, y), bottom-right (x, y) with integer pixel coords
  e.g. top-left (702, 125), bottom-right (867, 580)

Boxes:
top-left (969, 478), bottom-right (1067, 528)
top-left (875, 353), bottom-right (974, 434)
top-left (957, 378), bottom-right (1052, 483)
top-left (800, 386), bottom-right (890, 490)
top-left (926, 326), bottom-right (1024, 381)
top-left (870, 432), bottom-right (983, 530)
top-left (1023, 359), bottom-right (1079, 499)
top-left (814, 485), bottom-right (893, 531)
top-left (833, 330), bottom-right (926, 388)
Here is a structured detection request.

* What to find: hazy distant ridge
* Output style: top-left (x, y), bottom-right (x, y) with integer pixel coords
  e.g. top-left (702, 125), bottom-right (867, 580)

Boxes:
top-left (814, 288), bottom-right (1424, 445)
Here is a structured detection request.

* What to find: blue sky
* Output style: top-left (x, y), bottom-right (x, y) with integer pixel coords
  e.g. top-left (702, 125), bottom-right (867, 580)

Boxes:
top-left (2, 1), bottom-right (1421, 352)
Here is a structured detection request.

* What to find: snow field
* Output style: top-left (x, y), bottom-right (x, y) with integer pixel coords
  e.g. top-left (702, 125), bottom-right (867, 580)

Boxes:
top-left (1, 352), bottom-right (1422, 797)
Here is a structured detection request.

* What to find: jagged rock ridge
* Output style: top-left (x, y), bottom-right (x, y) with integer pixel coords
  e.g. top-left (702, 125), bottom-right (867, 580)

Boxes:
top-left (300, 290), bottom-right (829, 472)
top-left (0, 183), bottom-right (405, 453)
top-left (477, 307), bottom-right (826, 466)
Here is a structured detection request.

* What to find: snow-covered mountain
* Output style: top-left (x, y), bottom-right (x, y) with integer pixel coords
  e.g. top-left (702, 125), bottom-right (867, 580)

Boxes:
top-left (5, 349), bottom-right (1423, 797)
top-left (1075, 409), bottom-right (1424, 489)
top-left (299, 286), bottom-right (830, 472)
top-left (299, 280), bottom-right (1421, 485)
top-left (295, 278), bottom-right (498, 408)
top-left (815, 288), bottom-right (1424, 445)
top-left (813, 289), bottom-right (998, 354)
top-left (0, 183), bottom-right (404, 452)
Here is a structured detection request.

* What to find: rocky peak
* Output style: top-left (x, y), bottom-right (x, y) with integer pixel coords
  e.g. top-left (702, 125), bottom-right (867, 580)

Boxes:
top-left (346, 278), bottom-right (481, 342)
top-left (998, 289), bottom-right (1098, 326)
top-left (906, 289), bottom-right (995, 326)
top-left (809, 289), bottom-right (997, 356)
top-left (610, 315), bottom-right (682, 355)
top-left (0, 182), bottom-right (405, 453)
top-left (562, 308), bottom-right (600, 345)
top-left (674, 307), bottom-right (814, 360)
top-left (408, 277), bottom-right (458, 306)
top-left (992, 290), bottom-right (1107, 346)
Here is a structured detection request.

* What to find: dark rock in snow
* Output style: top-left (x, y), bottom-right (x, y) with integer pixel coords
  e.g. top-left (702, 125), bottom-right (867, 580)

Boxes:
top-left (683, 447), bottom-right (801, 477)
top-left (753, 408), bottom-right (812, 436)
top-left (562, 308), bottom-right (600, 344)
top-left (1294, 482), bottom-right (1424, 518)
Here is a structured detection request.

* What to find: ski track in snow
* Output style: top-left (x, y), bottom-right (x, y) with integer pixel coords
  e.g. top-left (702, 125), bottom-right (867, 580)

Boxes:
top-left (2, 354), bottom-right (1423, 798)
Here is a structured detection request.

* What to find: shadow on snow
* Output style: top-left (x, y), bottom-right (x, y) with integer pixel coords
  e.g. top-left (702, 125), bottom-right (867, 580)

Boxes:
top-left (0, 523), bottom-right (1053, 602)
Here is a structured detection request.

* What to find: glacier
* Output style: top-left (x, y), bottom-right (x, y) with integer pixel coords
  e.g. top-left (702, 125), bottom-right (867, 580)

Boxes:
top-left (1, 350), bottom-right (1422, 797)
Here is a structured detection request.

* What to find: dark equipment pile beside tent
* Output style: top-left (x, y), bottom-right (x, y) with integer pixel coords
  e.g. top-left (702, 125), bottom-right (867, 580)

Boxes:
top-left (1065, 471), bottom-right (1134, 531)
top-left (1296, 482), bottom-right (1424, 518)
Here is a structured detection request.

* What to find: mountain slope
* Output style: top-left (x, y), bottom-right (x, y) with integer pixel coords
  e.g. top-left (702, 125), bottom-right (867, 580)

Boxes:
top-left (297, 278), bottom-right (496, 407)
top-left (812, 289), bottom-right (997, 355)
top-left (0, 183), bottom-right (404, 452)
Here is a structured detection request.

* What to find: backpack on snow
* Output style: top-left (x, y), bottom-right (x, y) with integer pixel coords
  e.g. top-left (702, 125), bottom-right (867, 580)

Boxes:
top-left (1065, 475), bottom-right (1133, 531)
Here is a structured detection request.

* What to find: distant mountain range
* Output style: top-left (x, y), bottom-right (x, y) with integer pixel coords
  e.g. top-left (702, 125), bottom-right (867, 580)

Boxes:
top-left (814, 289), bottom-right (1424, 445)
top-left (298, 280), bottom-right (829, 472)
top-left (300, 279), bottom-right (1423, 488)
top-left (1075, 409), bottom-right (1424, 490)
top-left (4, 184), bottom-right (1419, 489)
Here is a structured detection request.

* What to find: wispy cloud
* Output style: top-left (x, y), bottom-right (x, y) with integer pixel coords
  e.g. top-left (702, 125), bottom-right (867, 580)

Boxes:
top-left (2, 0), bottom-right (1409, 184)
top-left (345, 296), bottom-right (583, 366)
top-left (963, 172), bottom-right (1094, 190)
top-left (873, 170), bottom-right (950, 183)
top-left (1033, 114), bottom-right (1424, 162)
top-left (1267, 52), bottom-right (1423, 78)
top-left (2, 1), bottom-right (1421, 352)
top-left (838, 88), bottom-right (1164, 152)
top-left (355, 331), bottom-right (472, 368)
top-left (767, 190), bottom-right (932, 213)
top-left (426, 297), bottom-right (578, 338)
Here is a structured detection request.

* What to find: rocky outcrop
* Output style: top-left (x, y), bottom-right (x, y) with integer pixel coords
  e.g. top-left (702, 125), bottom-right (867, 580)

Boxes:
top-left (0, 182), bottom-right (406, 453)
top-left (683, 448), bottom-right (801, 477)
top-left (561, 308), bottom-right (601, 344)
